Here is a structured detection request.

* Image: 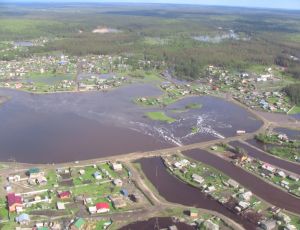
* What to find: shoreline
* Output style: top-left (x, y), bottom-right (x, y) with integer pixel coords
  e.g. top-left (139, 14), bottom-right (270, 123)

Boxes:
top-left (0, 83), bottom-right (298, 167)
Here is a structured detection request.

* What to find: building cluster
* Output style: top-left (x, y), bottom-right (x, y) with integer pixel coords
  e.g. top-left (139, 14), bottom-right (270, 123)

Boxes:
top-left (0, 53), bottom-right (153, 92)
top-left (205, 65), bottom-right (292, 113)
top-left (3, 161), bottom-right (146, 229)
top-left (239, 156), bottom-right (300, 197)
top-left (163, 155), bottom-right (298, 230)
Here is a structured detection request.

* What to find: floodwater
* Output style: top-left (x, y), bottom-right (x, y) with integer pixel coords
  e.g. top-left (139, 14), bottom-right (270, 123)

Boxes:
top-left (78, 73), bottom-right (115, 81)
top-left (137, 157), bottom-right (257, 230)
top-left (274, 127), bottom-right (300, 140)
top-left (0, 83), bottom-right (261, 163)
top-left (183, 149), bottom-right (300, 214)
top-left (230, 141), bottom-right (300, 175)
top-left (119, 217), bottom-right (195, 230)
top-left (22, 75), bottom-right (74, 85)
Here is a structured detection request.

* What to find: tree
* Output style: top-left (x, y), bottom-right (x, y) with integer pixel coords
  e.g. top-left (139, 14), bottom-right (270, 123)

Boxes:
top-left (284, 83), bottom-right (300, 105)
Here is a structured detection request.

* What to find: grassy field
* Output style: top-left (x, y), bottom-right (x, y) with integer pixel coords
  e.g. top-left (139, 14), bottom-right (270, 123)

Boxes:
top-left (269, 146), bottom-right (299, 162)
top-left (25, 72), bottom-right (75, 84)
top-left (191, 126), bottom-right (199, 134)
top-left (146, 111), bottom-right (176, 123)
top-left (185, 103), bottom-right (202, 110)
top-left (288, 105), bottom-right (300, 114)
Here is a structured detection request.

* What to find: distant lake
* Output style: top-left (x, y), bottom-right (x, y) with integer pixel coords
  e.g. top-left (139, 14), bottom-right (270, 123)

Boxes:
top-left (14, 41), bottom-right (34, 47)
top-left (193, 31), bottom-right (250, 43)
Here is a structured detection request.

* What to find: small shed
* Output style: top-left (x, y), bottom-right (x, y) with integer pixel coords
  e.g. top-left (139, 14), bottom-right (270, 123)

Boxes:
top-left (189, 208), bottom-right (198, 218)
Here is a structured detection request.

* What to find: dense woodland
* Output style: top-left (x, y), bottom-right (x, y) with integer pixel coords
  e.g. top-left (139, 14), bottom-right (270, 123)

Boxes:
top-left (284, 84), bottom-right (300, 105)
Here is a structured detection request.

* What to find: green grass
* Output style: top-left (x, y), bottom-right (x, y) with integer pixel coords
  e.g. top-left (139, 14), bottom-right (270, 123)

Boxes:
top-left (144, 37), bottom-right (170, 45)
top-left (255, 133), bottom-right (280, 144)
top-left (288, 105), bottom-right (300, 115)
top-left (44, 169), bottom-right (57, 188)
top-left (72, 163), bottom-right (122, 186)
top-left (143, 72), bottom-right (162, 82)
top-left (191, 126), bottom-right (199, 134)
top-left (0, 164), bottom-right (7, 170)
top-left (246, 64), bottom-right (267, 74)
top-left (266, 97), bottom-right (278, 104)
top-left (71, 183), bottom-right (118, 197)
top-left (0, 222), bottom-right (17, 230)
top-left (211, 145), bottom-right (226, 152)
top-left (171, 109), bottom-right (187, 113)
top-left (25, 72), bottom-right (75, 84)
top-left (95, 220), bottom-right (113, 229)
top-left (146, 111), bottom-right (176, 123)
top-left (167, 155), bottom-right (239, 200)
top-left (185, 103), bottom-right (202, 110)
top-left (0, 206), bottom-right (8, 220)
top-left (285, 33), bottom-right (300, 43)
top-left (290, 214), bottom-right (300, 230)
top-left (269, 146), bottom-right (299, 162)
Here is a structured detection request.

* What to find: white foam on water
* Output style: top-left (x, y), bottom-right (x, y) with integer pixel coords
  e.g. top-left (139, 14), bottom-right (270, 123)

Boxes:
top-left (128, 121), bottom-right (182, 146)
top-left (182, 115), bottom-right (225, 140)
top-left (154, 127), bottom-right (183, 146)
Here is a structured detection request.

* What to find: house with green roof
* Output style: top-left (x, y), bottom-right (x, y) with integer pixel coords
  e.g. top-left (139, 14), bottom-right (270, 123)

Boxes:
top-left (70, 218), bottom-right (86, 230)
top-left (26, 168), bottom-right (41, 177)
top-left (189, 208), bottom-right (198, 218)
top-left (37, 227), bottom-right (49, 230)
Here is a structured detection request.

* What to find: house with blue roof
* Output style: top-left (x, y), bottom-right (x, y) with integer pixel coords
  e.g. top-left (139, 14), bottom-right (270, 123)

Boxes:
top-left (93, 171), bottom-right (102, 180)
top-left (16, 213), bottom-right (30, 225)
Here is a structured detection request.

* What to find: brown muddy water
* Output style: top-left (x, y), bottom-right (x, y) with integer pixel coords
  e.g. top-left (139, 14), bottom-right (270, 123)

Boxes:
top-left (119, 217), bottom-right (195, 230)
top-left (230, 141), bottom-right (300, 175)
top-left (0, 84), bottom-right (262, 163)
top-left (183, 149), bottom-right (300, 214)
top-left (137, 157), bottom-right (257, 230)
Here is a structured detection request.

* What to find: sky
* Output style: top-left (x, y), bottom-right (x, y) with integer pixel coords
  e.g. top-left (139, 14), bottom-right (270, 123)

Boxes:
top-left (6, 0), bottom-right (300, 10)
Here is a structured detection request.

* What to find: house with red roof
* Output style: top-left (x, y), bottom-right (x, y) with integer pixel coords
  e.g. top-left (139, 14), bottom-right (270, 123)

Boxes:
top-left (58, 191), bottom-right (71, 200)
top-left (95, 202), bottom-right (110, 213)
top-left (7, 193), bottom-right (22, 212)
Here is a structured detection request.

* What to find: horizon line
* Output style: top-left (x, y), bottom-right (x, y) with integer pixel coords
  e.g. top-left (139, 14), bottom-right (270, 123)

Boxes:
top-left (3, 1), bottom-right (300, 11)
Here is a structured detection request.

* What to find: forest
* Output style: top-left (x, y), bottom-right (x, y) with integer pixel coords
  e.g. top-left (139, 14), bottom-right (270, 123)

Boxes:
top-left (1, 3), bottom-right (300, 84)
top-left (284, 84), bottom-right (300, 105)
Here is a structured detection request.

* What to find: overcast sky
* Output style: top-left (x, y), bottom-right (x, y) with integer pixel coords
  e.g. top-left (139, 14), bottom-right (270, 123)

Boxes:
top-left (7, 0), bottom-right (300, 10)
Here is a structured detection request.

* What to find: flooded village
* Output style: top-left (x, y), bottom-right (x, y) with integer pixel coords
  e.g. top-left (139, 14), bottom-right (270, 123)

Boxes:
top-left (0, 3), bottom-right (300, 230)
top-left (0, 43), bottom-right (299, 230)
top-left (0, 43), bottom-right (299, 116)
